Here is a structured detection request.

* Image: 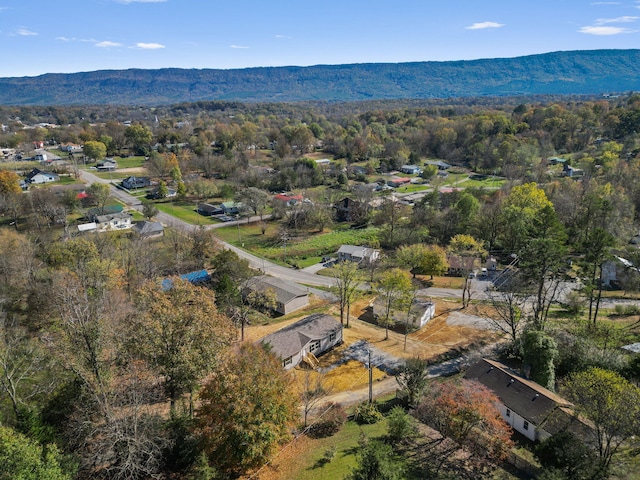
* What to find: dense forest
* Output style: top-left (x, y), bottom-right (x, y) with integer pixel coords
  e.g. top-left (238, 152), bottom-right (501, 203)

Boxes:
top-left (1, 93), bottom-right (640, 479)
top-left (1, 49), bottom-right (640, 105)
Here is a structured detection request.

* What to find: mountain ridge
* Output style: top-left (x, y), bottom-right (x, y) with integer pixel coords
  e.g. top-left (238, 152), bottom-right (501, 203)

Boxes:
top-left (1, 49), bottom-right (638, 105)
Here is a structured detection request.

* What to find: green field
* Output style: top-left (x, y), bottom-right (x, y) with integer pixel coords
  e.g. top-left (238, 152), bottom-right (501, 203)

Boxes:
top-left (457, 174), bottom-right (506, 189)
top-left (214, 223), bottom-right (380, 267)
top-left (112, 155), bottom-right (146, 169)
top-left (155, 200), bottom-right (213, 225)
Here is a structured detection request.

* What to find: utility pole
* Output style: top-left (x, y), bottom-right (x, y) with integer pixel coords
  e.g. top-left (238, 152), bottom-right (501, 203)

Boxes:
top-left (368, 349), bottom-right (373, 404)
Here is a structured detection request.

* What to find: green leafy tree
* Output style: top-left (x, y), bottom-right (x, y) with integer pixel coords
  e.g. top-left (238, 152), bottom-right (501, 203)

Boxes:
top-left (0, 425), bottom-right (74, 480)
top-left (87, 182), bottom-right (111, 215)
top-left (141, 198), bottom-right (159, 220)
top-left (83, 140), bottom-right (107, 162)
top-left (196, 343), bottom-right (298, 476)
top-left (157, 180), bottom-right (169, 199)
top-left (125, 123), bottom-right (153, 155)
top-left (375, 268), bottom-right (413, 340)
top-left (386, 405), bottom-right (418, 443)
top-left (521, 330), bottom-right (558, 390)
top-left (534, 431), bottom-right (602, 480)
top-left (396, 243), bottom-right (428, 279)
top-left (130, 278), bottom-right (235, 411)
top-left (346, 438), bottom-right (405, 480)
top-left (395, 356), bottom-right (430, 407)
top-left (499, 182), bottom-right (553, 254)
top-left (177, 180), bottom-right (187, 198)
top-left (518, 204), bottom-right (567, 330)
top-left (564, 367), bottom-right (640, 474)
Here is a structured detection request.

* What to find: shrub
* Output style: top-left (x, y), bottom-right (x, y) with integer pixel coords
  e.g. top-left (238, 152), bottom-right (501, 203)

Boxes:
top-left (353, 402), bottom-right (383, 425)
top-left (386, 406), bottom-right (417, 442)
top-left (307, 403), bottom-right (347, 438)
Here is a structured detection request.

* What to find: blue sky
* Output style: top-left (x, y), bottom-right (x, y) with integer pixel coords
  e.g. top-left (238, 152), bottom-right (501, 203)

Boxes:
top-left (2, 0), bottom-right (640, 77)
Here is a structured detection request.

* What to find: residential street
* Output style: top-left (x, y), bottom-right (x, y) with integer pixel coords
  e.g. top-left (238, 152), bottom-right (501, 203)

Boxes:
top-left (79, 170), bottom-right (338, 288)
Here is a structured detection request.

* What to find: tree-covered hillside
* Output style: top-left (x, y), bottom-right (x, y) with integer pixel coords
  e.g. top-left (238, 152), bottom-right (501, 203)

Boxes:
top-left (1, 49), bottom-right (639, 105)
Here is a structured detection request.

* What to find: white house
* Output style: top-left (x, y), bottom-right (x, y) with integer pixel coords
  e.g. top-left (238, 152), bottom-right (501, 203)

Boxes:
top-left (400, 165), bottom-right (422, 175)
top-left (26, 168), bottom-right (59, 184)
top-left (464, 358), bottom-right (593, 442)
top-left (260, 314), bottom-right (343, 369)
top-left (337, 245), bottom-right (380, 265)
top-left (372, 298), bottom-right (435, 330)
top-left (95, 212), bottom-right (132, 232)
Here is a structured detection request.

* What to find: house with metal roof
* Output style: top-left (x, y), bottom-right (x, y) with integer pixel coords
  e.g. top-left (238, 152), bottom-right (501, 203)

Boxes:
top-left (260, 313), bottom-right (343, 369)
top-left (243, 275), bottom-right (310, 315)
top-left (464, 358), bottom-right (593, 442)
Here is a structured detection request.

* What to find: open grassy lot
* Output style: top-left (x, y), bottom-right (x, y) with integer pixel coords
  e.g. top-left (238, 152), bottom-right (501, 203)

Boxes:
top-left (214, 223), bottom-right (381, 267)
top-left (155, 200), bottom-right (213, 224)
top-left (112, 155), bottom-right (146, 169)
top-left (457, 174), bottom-right (506, 189)
top-left (2, 160), bottom-right (41, 172)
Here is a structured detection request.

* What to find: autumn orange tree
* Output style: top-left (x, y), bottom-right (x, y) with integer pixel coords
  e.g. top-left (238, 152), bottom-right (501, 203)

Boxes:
top-left (415, 379), bottom-right (513, 473)
top-left (195, 343), bottom-right (298, 476)
top-left (130, 278), bottom-right (235, 411)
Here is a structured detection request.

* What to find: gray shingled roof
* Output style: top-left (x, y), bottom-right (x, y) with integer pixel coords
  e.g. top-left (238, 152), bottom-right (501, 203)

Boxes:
top-left (245, 275), bottom-right (308, 305)
top-left (465, 358), bottom-right (572, 425)
top-left (132, 221), bottom-right (164, 235)
top-left (260, 313), bottom-right (341, 360)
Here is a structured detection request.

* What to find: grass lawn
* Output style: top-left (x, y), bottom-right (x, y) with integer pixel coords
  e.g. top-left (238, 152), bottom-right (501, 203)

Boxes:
top-left (155, 201), bottom-right (212, 225)
top-left (90, 171), bottom-right (130, 180)
top-left (268, 419), bottom-right (389, 480)
top-left (112, 155), bottom-right (146, 169)
top-left (3, 161), bottom-right (40, 171)
top-left (394, 184), bottom-right (429, 194)
top-left (214, 223), bottom-right (380, 267)
top-left (457, 175), bottom-right (506, 189)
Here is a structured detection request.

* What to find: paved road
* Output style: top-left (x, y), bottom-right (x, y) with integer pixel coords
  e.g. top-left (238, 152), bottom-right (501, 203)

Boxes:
top-left (79, 170), bottom-right (336, 288)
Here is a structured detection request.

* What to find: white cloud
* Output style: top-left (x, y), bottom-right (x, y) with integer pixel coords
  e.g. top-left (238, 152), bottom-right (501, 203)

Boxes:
top-left (275, 34), bottom-right (293, 39)
top-left (56, 37), bottom-right (97, 43)
top-left (595, 16), bottom-right (639, 24)
top-left (135, 42), bottom-right (165, 49)
top-left (96, 40), bottom-right (123, 47)
top-left (465, 21), bottom-right (504, 30)
top-left (579, 25), bottom-right (634, 34)
top-left (230, 44), bottom-right (249, 49)
top-left (15, 27), bottom-right (37, 36)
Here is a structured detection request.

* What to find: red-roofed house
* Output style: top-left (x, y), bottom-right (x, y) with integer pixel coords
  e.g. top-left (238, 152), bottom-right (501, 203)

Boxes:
top-left (273, 193), bottom-right (304, 207)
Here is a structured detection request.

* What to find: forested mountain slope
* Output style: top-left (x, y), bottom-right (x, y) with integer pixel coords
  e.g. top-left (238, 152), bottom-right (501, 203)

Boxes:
top-left (1, 49), bottom-right (639, 105)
